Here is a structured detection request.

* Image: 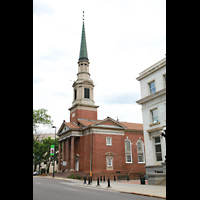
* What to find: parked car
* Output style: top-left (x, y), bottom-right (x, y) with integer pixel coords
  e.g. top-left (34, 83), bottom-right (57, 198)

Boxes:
top-left (33, 171), bottom-right (39, 176)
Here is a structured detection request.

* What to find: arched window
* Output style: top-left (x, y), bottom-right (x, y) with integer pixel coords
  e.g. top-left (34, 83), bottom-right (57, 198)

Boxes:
top-left (125, 139), bottom-right (132, 163)
top-left (137, 139), bottom-right (145, 163)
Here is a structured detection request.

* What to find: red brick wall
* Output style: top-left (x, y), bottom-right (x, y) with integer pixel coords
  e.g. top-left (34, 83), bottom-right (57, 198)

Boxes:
top-left (70, 109), bottom-right (97, 124)
top-left (122, 131), bottom-right (146, 174)
top-left (92, 134), bottom-right (124, 173)
top-left (72, 130), bottom-right (145, 176)
top-left (78, 134), bottom-right (91, 173)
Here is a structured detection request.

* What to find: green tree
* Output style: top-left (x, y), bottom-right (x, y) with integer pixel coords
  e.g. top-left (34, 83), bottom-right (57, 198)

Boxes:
top-left (42, 137), bottom-right (59, 173)
top-left (33, 141), bottom-right (45, 172)
top-left (33, 137), bottom-right (59, 173)
top-left (33, 108), bottom-right (53, 133)
top-left (33, 108), bottom-right (55, 172)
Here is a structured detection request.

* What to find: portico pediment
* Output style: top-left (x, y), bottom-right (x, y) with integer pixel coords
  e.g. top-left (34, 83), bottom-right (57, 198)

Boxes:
top-left (57, 121), bottom-right (81, 136)
top-left (91, 117), bottom-right (126, 129)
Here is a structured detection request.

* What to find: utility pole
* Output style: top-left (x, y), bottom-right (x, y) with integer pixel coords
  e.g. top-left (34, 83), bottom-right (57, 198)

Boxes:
top-left (90, 130), bottom-right (93, 178)
top-left (52, 126), bottom-right (56, 177)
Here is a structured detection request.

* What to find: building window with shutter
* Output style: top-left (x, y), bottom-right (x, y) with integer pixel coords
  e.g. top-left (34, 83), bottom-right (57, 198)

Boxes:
top-left (137, 139), bottom-right (145, 163)
top-left (84, 88), bottom-right (90, 99)
top-left (125, 139), bottom-right (132, 163)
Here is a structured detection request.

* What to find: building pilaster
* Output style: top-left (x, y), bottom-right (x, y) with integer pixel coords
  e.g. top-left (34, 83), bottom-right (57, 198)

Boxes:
top-left (62, 140), bottom-right (65, 171)
top-left (70, 137), bottom-right (75, 171)
top-left (58, 142), bottom-right (61, 171)
top-left (66, 139), bottom-right (69, 170)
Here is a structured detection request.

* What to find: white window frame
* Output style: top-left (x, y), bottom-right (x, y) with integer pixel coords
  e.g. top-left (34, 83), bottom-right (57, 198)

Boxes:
top-left (163, 74), bottom-right (166, 87)
top-left (106, 137), bottom-right (112, 146)
top-left (151, 108), bottom-right (159, 124)
top-left (107, 158), bottom-right (112, 167)
top-left (125, 139), bottom-right (132, 163)
top-left (154, 137), bottom-right (162, 162)
top-left (149, 81), bottom-right (156, 94)
top-left (137, 139), bottom-right (145, 163)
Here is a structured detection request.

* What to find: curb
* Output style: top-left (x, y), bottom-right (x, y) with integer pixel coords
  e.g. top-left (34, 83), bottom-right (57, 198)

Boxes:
top-left (120, 191), bottom-right (166, 199)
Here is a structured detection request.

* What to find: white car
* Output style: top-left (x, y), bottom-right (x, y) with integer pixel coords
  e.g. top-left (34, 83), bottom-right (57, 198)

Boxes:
top-left (33, 171), bottom-right (39, 176)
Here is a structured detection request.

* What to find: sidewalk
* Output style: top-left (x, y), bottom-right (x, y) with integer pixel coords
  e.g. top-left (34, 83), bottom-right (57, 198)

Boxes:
top-left (42, 175), bottom-right (166, 198)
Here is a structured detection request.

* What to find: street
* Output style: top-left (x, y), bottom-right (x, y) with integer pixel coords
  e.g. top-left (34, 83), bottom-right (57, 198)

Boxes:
top-left (33, 177), bottom-right (160, 200)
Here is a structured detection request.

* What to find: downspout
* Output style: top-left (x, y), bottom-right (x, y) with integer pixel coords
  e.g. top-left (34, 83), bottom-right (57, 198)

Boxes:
top-left (90, 127), bottom-right (93, 177)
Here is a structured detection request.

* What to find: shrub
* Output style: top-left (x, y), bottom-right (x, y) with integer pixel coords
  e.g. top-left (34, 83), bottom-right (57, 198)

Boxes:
top-left (68, 174), bottom-right (75, 179)
top-left (76, 175), bottom-right (81, 179)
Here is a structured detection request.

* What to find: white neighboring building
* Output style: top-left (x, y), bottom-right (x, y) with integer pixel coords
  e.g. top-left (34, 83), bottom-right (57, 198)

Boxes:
top-left (136, 57), bottom-right (166, 185)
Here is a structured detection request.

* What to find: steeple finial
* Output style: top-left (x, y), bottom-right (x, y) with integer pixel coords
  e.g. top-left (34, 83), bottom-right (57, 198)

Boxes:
top-left (78, 11), bottom-right (88, 62)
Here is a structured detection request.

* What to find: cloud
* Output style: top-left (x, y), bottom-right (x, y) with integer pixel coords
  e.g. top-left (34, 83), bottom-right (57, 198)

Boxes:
top-left (33, 0), bottom-right (166, 130)
top-left (97, 92), bottom-right (140, 105)
top-left (33, 0), bottom-right (55, 16)
top-left (97, 103), bottom-right (142, 123)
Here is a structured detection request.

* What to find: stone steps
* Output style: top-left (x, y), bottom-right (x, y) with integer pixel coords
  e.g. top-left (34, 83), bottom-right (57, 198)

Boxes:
top-left (157, 177), bottom-right (166, 186)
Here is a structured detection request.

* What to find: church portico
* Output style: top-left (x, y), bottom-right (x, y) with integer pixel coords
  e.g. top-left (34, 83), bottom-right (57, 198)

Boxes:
top-left (57, 135), bottom-right (81, 172)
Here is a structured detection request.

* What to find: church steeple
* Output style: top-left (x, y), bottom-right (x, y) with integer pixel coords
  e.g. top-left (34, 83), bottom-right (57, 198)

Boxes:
top-left (68, 11), bottom-right (99, 124)
top-left (79, 21), bottom-right (88, 62)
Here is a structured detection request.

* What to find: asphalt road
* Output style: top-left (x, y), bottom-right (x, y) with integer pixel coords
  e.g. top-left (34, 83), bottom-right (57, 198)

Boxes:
top-left (33, 177), bottom-right (159, 200)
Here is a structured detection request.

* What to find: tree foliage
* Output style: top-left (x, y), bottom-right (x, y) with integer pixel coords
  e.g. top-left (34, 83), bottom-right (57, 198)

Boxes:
top-left (33, 108), bottom-right (53, 132)
top-left (33, 137), bottom-right (59, 172)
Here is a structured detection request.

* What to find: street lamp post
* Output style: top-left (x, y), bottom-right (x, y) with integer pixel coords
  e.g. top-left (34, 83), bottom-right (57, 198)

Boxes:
top-left (52, 126), bottom-right (56, 177)
top-left (161, 127), bottom-right (166, 162)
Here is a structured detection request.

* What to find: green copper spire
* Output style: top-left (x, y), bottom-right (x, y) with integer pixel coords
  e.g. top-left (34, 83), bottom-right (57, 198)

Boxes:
top-left (79, 12), bottom-right (88, 62)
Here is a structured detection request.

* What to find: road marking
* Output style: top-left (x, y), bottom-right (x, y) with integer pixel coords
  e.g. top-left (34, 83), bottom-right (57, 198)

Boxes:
top-left (63, 188), bottom-right (78, 191)
top-left (58, 182), bottom-right (71, 185)
top-left (58, 182), bottom-right (78, 191)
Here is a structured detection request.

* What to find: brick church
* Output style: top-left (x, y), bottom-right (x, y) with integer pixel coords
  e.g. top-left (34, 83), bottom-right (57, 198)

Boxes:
top-left (56, 15), bottom-right (146, 180)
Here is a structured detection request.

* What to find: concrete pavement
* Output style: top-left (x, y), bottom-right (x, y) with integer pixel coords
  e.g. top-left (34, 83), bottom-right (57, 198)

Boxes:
top-left (36, 175), bottom-right (166, 198)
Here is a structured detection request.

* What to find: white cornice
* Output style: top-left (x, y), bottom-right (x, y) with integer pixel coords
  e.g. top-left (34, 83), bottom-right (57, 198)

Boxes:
top-left (136, 88), bottom-right (166, 105)
top-left (136, 57), bottom-right (166, 81)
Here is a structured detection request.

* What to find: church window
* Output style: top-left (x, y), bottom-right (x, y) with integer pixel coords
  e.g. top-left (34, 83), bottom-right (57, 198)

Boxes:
top-left (107, 158), bottom-right (112, 167)
top-left (106, 137), bottom-right (112, 145)
top-left (137, 139), bottom-right (145, 163)
top-left (125, 139), bottom-right (132, 163)
top-left (84, 88), bottom-right (90, 99)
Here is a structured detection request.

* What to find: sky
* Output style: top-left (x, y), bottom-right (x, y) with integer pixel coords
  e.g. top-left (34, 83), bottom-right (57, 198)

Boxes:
top-left (33, 0), bottom-right (166, 133)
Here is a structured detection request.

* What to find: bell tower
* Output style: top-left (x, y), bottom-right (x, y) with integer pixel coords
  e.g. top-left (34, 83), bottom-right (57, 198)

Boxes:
top-left (68, 12), bottom-right (99, 124)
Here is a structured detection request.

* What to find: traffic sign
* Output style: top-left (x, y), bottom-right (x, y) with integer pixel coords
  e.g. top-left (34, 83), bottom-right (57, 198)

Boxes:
top-left (63, 161), bottom-right (66, 166)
